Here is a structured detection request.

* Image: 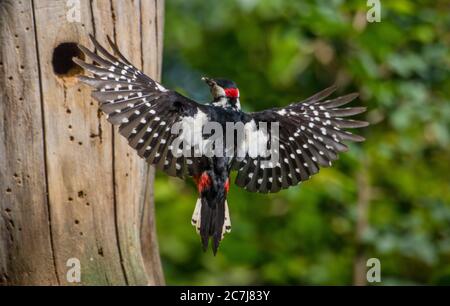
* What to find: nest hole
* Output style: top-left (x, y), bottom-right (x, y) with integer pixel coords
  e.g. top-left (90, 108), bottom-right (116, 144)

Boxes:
top-left (52, 42), bottom-right (84, 79)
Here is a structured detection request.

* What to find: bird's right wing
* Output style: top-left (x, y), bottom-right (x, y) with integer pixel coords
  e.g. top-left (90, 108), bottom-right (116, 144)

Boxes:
top-left (74, 35), bottom-right (212, 179)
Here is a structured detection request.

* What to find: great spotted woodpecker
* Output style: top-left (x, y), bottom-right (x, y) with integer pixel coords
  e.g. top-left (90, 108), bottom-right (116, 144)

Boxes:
top-left (75, 35), bottom-right (368, 254)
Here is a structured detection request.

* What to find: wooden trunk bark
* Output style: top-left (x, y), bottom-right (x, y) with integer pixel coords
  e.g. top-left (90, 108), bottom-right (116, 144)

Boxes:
top-left (0, 0), bottom-right (165, 285)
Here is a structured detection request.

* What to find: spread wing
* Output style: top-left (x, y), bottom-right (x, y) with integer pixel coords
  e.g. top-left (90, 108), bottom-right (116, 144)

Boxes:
top-left (74, 35), bottom-right (211, 179)
top-left (233, 86), bottom-right (369, 193)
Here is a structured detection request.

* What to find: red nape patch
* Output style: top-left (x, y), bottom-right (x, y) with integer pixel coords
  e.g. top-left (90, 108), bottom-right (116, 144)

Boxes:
top-left (225, 178), bottom-right (230, 194)
top-left (193, 172), bottom-right (212, 193)
top-left (225, 88), bottom-right (239, 98)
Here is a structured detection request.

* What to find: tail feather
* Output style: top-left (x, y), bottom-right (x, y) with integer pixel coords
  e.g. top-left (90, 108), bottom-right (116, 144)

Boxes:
top-left (201, 198), bottom-right (225, 254)
top-left (191, 198), bottom-right (231, 255)
top-left (223, 200), bottom-right (231, 236)
top-left (191, 198), bottom-right (202, 233)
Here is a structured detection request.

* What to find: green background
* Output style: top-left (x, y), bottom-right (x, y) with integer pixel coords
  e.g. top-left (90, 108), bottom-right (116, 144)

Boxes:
top-left (155, 0), bottom-right (450, 285)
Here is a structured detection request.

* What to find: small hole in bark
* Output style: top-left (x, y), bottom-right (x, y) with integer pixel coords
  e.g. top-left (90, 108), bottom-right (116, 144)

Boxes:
top-left (78, 142), bottom-right (83, 146)
top-left (69, 136), bottom-right (75, 141)
top-left (78, 191), bottom-right (84, 198)
top-left (68, 125), bottom-right (72, 129)
top-left (52, 42), bottom-right (84, 78)
top-left (68, 197), bottom-right (73, 202)
top-left (66, 108), bottom-right (72, 114)
top-left (6, 188), bottom-right (12, 193)
top-left (86, 202), bottom-right (90, 206)
top-left (75, 220), bottom-right (80, 225)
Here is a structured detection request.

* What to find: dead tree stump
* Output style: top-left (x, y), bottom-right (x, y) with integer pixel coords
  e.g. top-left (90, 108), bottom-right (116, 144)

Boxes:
top-left (0, 0), bottom-right (165, 285)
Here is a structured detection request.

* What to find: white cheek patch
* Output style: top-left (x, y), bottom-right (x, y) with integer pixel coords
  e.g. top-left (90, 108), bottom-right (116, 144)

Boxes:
top-left (213, 85), bottom-right (226, 98)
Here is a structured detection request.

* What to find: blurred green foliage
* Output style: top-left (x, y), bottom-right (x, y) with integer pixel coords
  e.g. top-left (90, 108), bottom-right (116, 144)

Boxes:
top-left (156, 0), bottom-right (450, 285)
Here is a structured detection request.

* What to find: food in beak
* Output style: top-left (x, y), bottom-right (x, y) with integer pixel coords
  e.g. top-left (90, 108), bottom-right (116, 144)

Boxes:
top-left (202, 77), bottom-right (216, 87)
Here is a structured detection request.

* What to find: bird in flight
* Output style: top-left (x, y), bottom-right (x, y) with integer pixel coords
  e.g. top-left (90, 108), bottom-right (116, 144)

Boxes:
top-left (74, 35), bottom-right (368, 255)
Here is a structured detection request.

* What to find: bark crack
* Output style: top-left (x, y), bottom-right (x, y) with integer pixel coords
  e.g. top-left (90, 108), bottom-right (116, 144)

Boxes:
top-left (110, 0), bottom-right (117, 43)
top-left (108, 0), bottom-right (129, 285)
top-left (139, 0), bottom-right (144, 71)
top-left (154, 0), bottom-right (160, 76)
top-left (31, 0), bottom-right (60, 285)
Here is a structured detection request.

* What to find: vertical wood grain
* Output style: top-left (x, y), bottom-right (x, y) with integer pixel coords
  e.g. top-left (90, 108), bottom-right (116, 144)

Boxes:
top-left (140, 0), bottom-right (165, 285)
top-left (33, 0), bottom-right (126, 285)
top-left (0, 0), bottom-right (164, 285)
top-left (0, 0), bottom-right (59, 285)
top-left (91, 0), bottom-right (165, 285)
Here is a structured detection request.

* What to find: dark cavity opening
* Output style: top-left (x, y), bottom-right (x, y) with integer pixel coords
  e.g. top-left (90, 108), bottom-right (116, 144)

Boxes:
top-left (52, 42), bottom-right (84, 77)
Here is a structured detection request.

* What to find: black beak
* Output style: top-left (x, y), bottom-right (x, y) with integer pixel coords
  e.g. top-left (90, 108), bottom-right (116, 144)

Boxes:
top-left (201, 77), bottom-right (216, 87)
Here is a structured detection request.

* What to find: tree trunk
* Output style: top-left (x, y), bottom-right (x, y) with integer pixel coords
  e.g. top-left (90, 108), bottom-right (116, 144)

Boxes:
top-left (0, 0), bottom-right (165, 286)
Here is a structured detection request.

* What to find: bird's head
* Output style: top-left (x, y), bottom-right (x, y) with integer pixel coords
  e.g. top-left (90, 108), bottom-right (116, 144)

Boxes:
top-left (202, 77), bottom-right (241, 110)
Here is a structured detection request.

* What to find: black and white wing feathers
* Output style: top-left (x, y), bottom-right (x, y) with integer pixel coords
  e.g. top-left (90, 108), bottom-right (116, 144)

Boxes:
top-left (74, 35), bottom-right (209, 179)
top-left (234, 85), bottom-right (368, 193)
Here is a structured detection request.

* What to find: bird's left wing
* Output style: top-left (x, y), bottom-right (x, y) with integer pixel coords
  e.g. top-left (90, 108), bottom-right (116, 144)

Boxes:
top-left (233, 85), bottom-right (369, 193)
top-left (74, 35), bottom-right (210, 179)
